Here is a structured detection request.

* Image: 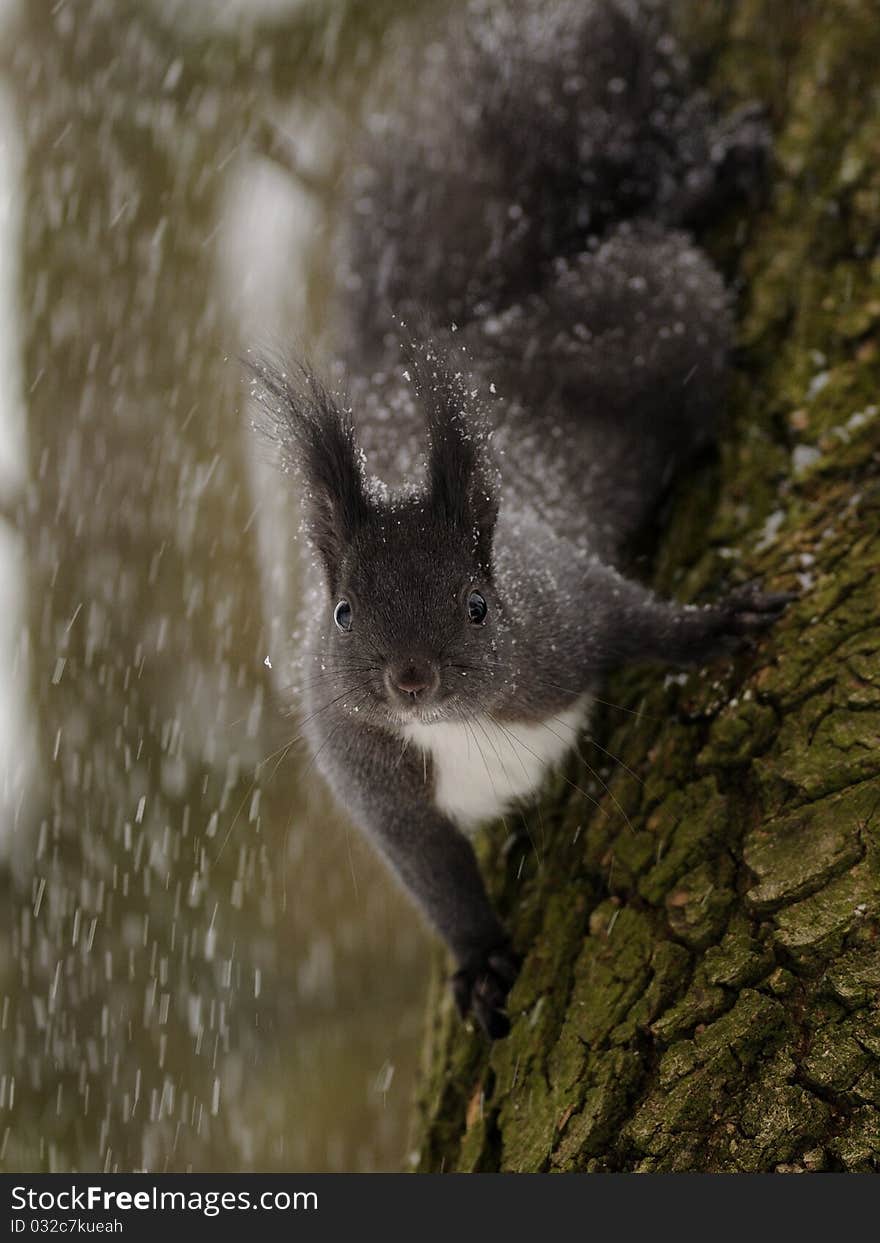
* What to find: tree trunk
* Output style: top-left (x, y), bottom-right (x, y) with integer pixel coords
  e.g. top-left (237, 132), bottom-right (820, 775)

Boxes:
top-left (413, 0), bottom-right (880, 1173)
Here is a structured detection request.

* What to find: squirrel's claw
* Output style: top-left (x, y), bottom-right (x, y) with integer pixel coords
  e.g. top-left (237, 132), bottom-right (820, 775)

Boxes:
top-left (720, 584), bottom-right (797, 627)
top-left (703, 583), bottom-right (797, 656)
top-left (452, 943), bottom-right (521, 1041)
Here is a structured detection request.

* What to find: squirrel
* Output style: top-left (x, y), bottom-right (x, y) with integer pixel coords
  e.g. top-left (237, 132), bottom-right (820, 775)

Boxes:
top-left (252, 0), bottom-right (791, 1039)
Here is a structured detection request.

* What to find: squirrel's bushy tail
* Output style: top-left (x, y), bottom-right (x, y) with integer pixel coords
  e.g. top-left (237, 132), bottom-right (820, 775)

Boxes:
top-left (341, 0), bottom-right (768, 556)
top-left (343, 0), bottom-right (763, 349)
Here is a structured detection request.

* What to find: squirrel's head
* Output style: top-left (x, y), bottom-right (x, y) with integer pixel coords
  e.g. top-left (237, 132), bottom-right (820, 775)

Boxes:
top-left (255, 351), bottom-right (507, 723)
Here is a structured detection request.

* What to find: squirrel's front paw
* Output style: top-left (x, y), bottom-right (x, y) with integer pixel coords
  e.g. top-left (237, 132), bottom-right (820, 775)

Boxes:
top-left (451, 943), bottom-right (521, 1040)
top-left (699, 584), bottom-right (796, 659)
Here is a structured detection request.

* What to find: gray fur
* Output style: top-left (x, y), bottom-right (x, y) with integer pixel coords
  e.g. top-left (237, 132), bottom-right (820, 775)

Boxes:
top-left (252, 0), bottom-right (785, 1039)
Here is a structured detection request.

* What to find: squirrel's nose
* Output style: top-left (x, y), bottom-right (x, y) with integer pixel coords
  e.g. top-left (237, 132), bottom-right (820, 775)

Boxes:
top-left (387, 663), bottom-right (439, 700)
top-left (397, 670), bottom-right (429, 695)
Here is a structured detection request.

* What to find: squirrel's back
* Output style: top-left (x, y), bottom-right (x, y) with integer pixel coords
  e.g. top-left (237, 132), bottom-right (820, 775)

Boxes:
top-left (337, 0), bottom-right (767, 558)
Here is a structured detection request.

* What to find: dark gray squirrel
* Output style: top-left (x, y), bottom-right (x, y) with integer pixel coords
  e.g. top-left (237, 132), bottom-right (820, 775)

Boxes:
top-left (252, 0), bottom-right (792, 1039)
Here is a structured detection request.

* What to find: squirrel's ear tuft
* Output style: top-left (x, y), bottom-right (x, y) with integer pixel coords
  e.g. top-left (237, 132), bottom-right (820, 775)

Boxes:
top-left (247, 356), bottom-right (369, 589)
top-left (407, 344), bottom-right (499, 573)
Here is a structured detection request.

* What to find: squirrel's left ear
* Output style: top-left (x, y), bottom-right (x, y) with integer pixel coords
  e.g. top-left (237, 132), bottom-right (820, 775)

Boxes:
top-left (248, 357), bottom-right (370, 591)
top-left (410, 346), bottom-right (499, 574)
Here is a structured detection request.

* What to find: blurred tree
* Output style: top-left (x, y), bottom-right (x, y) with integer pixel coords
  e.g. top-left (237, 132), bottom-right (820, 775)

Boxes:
top-left (0, 0), bottom-right (428, 1173)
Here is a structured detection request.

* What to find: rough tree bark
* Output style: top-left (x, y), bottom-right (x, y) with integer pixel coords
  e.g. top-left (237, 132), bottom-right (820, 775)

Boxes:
top-left (413, 0), bottom-right (880, 1173)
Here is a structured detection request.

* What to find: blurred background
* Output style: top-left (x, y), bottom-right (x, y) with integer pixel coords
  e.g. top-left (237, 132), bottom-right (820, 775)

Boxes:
top-left (0, 0), bottom-right (433, 1172)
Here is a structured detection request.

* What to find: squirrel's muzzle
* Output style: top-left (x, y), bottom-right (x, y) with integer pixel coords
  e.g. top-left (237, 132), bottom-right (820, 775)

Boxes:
top-left (385, 661), bottom-right (440, 705)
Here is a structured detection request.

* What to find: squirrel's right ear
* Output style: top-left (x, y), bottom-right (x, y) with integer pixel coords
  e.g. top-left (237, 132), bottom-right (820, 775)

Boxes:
top-left (407, 345), bottom-right (499, 574)
top-left (248, 358), bottom-right (369, 589)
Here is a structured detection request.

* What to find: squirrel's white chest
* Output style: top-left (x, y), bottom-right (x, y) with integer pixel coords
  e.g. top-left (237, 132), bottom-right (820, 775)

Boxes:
top-left (400, 695), bottom-right (591, 830)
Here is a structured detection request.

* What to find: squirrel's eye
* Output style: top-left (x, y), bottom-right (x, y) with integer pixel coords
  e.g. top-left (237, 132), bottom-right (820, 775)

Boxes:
top-left (467, 590), bottom-right (488, 625)
top-left (334, 600), bottom-right (353, 632)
